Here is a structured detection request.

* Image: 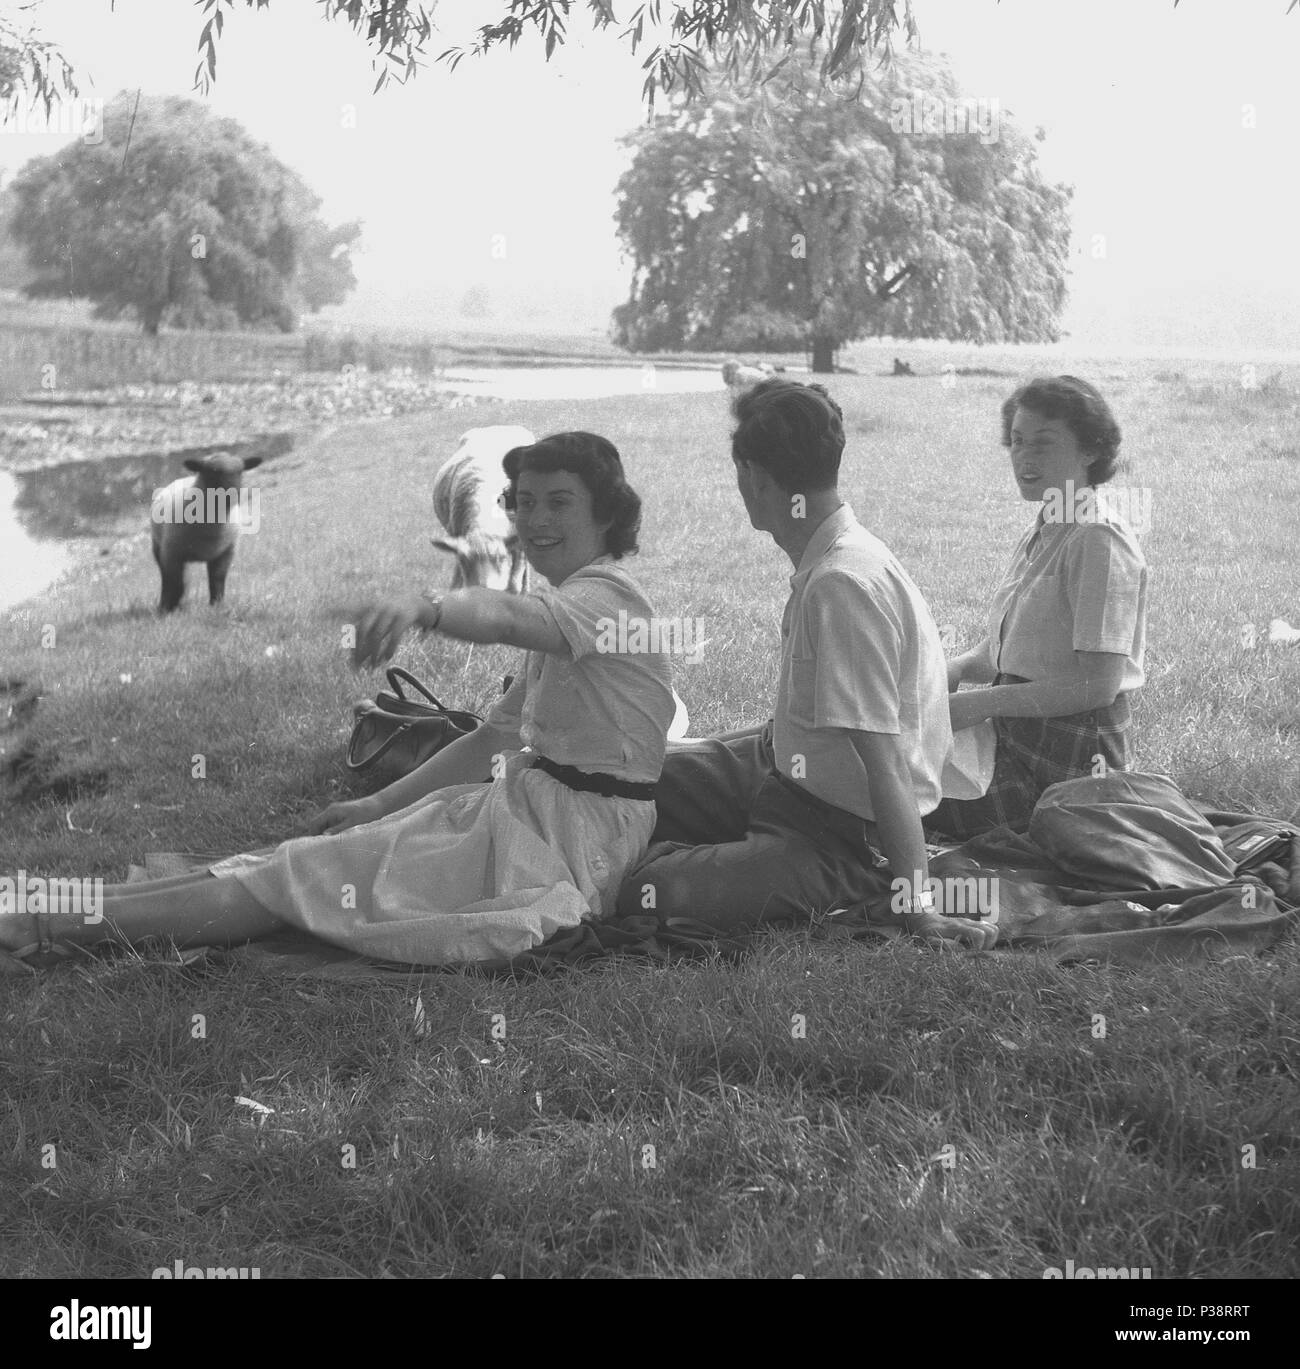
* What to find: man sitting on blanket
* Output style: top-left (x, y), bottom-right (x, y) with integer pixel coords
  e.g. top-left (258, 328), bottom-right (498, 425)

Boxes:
top-left (614, 378), bottom-right (997, 950)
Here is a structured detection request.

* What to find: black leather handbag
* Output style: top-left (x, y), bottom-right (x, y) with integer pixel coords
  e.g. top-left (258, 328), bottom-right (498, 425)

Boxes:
top-left (346, 667), bottom-right (483, 782)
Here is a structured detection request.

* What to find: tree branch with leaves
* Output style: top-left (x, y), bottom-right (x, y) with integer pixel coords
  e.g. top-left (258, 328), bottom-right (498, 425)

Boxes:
top-left (0, 6), bottom-right (80, 122)
top-left (190, 1), bottom-right (915, 107)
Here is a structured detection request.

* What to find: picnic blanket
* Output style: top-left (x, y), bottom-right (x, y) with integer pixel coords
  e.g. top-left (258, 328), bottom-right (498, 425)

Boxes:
top-left (125, 771), bottom-right (1299, 981)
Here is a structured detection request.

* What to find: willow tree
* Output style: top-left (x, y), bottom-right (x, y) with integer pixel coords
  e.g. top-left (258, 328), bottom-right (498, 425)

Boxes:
top-left (612, 47), bottom-right (1073, 370)
top-left (8, 93), bottom-right (360, 333)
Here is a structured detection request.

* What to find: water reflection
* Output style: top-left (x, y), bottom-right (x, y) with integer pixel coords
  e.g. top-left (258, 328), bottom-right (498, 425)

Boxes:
top-left (0, 469), bottom-right (72, 613)
top-left (12, 433), bottom-right (295, 539)
top-left (436, 365), bottom-right (724, 401)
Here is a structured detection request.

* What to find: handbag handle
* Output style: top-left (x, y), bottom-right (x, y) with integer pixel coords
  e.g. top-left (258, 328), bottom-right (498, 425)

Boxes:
top-left (346, 716), bottom-right (418, 772)
top-left (385, 666), bottom-right (450, 712)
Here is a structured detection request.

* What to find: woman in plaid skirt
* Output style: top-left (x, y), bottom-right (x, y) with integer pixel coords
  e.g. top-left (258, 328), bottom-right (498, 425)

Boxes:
top-left (927, 376), bottom-right (1148, 840)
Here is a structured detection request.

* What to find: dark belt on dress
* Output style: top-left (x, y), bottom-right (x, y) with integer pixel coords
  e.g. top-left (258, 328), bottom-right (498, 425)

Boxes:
top-left (530, 754), bottom-right (656, 802)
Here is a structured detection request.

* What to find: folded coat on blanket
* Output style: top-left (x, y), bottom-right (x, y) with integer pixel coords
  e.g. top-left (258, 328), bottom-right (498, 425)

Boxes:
top-left (905, 772), bottom-right (1298, 964)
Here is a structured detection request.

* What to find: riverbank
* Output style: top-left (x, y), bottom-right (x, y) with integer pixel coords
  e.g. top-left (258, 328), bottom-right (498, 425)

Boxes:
top-left (0, 371), bottom-right (472, 475)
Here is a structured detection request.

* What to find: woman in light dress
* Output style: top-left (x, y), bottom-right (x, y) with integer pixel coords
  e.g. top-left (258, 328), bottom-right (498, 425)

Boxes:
top-left (2, 432), bottom-right (675, 967)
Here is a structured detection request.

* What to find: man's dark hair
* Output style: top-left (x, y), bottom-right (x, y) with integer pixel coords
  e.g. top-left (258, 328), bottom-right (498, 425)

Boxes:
top-left (1000, 375), bottom-right (1122, 485)
top-left (502, 431), bottom-right (641, 557)
top-left (730, 377), bottom-right (846, 493)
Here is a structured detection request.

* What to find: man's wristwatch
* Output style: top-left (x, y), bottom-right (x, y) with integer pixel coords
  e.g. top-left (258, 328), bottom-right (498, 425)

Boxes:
top-left (421, 596), bottom-right (444, 633)
top-left (902, 887), bottom-right (937, 933)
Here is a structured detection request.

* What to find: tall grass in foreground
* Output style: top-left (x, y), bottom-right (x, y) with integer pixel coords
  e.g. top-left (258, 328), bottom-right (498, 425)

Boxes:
top-left (0, 368), bottom-right (1297, 1277)
top-left (2, 937), bottom-right (1294, 1278)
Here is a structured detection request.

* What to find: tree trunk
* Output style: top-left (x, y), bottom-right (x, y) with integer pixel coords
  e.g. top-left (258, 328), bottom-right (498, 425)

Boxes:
top-left (810, 335), bottom-right (836, 373)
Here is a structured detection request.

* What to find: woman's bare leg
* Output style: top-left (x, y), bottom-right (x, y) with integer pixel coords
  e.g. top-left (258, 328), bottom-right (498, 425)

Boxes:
top-left (100, 869), bottom-right (226, 893)
top-left (91, 846), bottom-right (281, 895)
top-left (1, 873), bottom-right (285, 953)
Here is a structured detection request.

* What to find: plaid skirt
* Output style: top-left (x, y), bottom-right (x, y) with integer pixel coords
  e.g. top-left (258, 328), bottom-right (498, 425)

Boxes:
top-left (925, 674), bottom-right (1133, 840)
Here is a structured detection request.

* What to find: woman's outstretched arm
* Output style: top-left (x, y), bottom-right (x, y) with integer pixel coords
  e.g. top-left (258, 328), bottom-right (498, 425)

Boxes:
top-left (352, 588), bottom-right (567, 667)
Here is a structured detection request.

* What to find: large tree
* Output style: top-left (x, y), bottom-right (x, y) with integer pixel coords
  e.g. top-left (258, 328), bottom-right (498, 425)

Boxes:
top-left (6, 92), bottom-right (360, 334)
top-left (295, 215), bottom-right (363, 315)
top-left (611, 46), bottom-right (1072, 370)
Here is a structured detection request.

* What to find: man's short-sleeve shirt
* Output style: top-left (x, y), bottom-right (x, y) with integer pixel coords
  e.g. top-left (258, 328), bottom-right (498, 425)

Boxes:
top-left (773, 504), bottom-right (952, 820)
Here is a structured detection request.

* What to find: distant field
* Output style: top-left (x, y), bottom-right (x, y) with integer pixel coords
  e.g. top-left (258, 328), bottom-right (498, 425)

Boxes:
top-left (2, 362), bottom-right (1298, 1278)
top-left (7, 287), bottom-right (1297, 402)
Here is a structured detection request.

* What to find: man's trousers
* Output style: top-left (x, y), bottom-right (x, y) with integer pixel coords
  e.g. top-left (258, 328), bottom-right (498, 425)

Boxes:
top-left (613, 722), bottom-right (891, 929)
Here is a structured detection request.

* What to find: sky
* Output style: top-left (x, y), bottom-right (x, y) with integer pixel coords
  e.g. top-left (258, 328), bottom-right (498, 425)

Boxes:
top-left (1, 0), bottom-right (1298, 355)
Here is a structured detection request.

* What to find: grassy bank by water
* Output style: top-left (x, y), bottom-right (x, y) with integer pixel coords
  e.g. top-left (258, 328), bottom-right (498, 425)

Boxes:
top-left (1, 367), bottom-right (1297, 1278)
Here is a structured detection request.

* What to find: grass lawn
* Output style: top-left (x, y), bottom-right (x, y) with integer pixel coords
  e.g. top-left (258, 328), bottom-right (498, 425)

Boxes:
top-left (1, 361), bottom-right (1298, 1278)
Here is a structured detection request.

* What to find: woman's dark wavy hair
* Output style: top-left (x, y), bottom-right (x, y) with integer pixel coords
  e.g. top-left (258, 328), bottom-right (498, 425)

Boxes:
top-left (502, 431), bottom-right (641, 558)
top-left (731, 377), bottom-right (845, 493)
top-left (1001, 375), bottom-right (1122, 485)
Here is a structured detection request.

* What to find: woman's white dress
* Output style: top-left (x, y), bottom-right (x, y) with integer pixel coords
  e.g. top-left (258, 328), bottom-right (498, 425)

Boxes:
top-left (211, 558), bottom-right (676, 965)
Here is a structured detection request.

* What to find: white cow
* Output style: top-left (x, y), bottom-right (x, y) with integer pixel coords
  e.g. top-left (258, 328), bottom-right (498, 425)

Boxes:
top-left (432, 425), bottom-right (536, 593)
